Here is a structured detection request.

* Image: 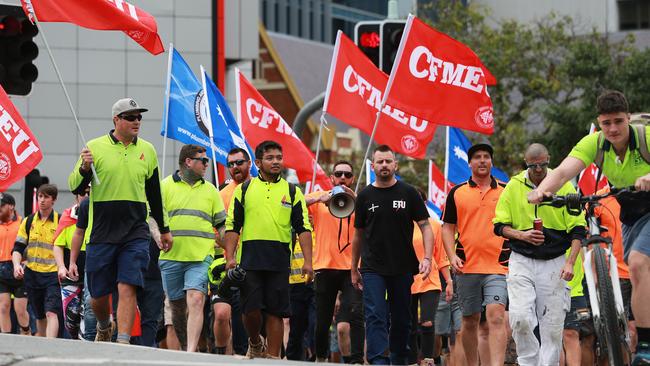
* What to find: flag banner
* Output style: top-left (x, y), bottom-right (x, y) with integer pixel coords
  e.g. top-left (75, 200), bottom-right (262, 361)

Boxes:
top-left (428, 160), bottom-right (452, 219)
top-left (383, 15), bottom-right (495, 135)
top-left (202, 69), bottom-right (258, 177)
top-left (446, 127), bottom-right (509, 184)
top-left (0, 86), bottom-right (42, 191)
top-left (323, 31), bottom-right (435, 158)
top-left (21, 0), bottom-right (164, 55)
top-left (161, 48), bottom-right (228, 160)
top-left (235, 70), bottom-right (332, 191)
top-left (578, 123), bottom-right (608, 194)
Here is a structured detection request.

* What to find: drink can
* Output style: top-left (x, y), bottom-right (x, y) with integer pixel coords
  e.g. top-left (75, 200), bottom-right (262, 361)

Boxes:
top-left (533, 218), bottom-right (543, 231)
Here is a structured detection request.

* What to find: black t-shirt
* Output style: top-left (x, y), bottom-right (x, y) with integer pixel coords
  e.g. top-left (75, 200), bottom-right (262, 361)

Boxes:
top-left (354, 180), bottom-right (429, 275)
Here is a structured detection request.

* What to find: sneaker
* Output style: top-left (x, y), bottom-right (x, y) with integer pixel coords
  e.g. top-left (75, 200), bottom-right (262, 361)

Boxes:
top-left (94, 322), bottom-right (115, 342)
top-left (245, 337), bottom-right (266, 359)
top-left (632, 342), bottom-right (650, 366)
top-left (420, 358), bottom-right (435, 366)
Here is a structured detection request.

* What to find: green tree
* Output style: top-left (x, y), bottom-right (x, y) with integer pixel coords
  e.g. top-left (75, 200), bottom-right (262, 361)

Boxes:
top-left (419, 0), bottom-right (642, 172)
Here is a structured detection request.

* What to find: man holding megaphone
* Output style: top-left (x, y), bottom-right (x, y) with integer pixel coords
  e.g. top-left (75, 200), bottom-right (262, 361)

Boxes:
top-left (305, 161), bottom-right (365, 364)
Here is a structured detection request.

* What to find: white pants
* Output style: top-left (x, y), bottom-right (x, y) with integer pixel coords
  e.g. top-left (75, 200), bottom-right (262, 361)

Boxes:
top-left (507, 252), bottom-right (570, 366)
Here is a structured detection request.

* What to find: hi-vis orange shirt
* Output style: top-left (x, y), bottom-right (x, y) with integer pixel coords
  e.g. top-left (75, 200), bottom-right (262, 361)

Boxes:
top-left (594, 187), bottom-right (629, 279)
top-left (443, 177), bottom-right (507, 275)
top-left (220, 181), bottom-right (239, 211)
top-left (411, 218), bottom-right (449, 294)
top-left (0, 215), bottom-right (21, 261)
top-left (307, 191), bottom-right (355, 271)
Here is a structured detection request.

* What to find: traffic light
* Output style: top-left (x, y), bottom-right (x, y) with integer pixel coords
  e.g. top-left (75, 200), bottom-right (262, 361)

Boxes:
top-left (0, 5), bottom-right (38, 96)
top-left (380, 20), bottom-right (406, 74)
top-left (354, 21), bottom-right (382, 68)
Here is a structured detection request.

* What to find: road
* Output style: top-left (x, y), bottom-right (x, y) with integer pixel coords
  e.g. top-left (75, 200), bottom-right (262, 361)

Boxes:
top-left (0, 334), bottom-right (307, 366)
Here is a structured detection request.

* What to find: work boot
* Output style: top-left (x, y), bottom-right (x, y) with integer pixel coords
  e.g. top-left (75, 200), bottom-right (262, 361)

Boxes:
top-left (245, 336), bottom-right (266, 359)
top-left (95, 321), bottom-right (115, 342)
top-left (632, 342), bottom-right (650, 366)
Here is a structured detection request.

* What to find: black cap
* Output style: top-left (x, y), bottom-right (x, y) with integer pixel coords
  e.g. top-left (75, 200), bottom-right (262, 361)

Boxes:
top-left (467, 143), bottom-right (494, 160)
top-left (0, 192), bottom-right (15, 206)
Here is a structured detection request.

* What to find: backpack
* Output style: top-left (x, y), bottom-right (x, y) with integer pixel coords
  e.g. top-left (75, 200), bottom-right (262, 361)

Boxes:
top-left (592, 124), bottom-right (650, 193)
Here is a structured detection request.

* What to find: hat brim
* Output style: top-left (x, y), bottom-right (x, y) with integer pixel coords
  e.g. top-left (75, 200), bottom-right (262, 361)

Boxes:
top-left (468, 143), bottom-right (494, 160)
top-left (116, 108), bottom-right (148, 116)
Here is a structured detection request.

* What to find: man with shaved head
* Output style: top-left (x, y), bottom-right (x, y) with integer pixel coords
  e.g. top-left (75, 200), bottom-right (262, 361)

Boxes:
top-left (493, 143), bottom-right (586, 365)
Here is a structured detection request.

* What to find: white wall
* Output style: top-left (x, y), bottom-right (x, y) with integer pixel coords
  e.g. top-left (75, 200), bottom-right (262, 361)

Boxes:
top-left (474, 0), bottom-right (618, 34)
top-left (5, 0), bottom-right (213, 215)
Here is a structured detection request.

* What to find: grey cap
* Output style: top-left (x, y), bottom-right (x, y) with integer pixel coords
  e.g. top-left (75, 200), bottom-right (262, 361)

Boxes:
top-left (112, 98), bottom-right (148, 117)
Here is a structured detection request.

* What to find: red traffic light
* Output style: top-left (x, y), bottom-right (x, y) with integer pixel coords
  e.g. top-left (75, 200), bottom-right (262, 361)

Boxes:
top-left (360, 31), bottom-right (380, 48)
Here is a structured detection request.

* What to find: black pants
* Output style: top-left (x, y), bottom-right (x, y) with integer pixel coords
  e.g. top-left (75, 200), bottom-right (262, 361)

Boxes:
top-left (314, 269), bottom-right (364, 363)
top-left (408, 290), bottom-right (441, 363)
top-left (286, 282), bottom-right (315, 361)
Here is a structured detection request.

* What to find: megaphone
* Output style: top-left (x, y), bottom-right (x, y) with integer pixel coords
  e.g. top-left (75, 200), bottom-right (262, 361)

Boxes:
top-left (328, 185), bottom-right (355, 218)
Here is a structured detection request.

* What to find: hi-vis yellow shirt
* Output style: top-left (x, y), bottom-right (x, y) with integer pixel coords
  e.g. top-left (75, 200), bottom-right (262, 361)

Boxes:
top-left (16, 211), bottom-right (59, 273)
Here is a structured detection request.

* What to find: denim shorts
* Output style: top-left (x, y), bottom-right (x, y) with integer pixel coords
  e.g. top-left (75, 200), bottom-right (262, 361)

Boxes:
top-left (85, 239), bottom-right (150, 298)
top-left (159, 255), bottom-right (213, 301)
top-left (435, 294), bottom-right (462, 336)
top-left (622, 211), bottom-right (650, 261)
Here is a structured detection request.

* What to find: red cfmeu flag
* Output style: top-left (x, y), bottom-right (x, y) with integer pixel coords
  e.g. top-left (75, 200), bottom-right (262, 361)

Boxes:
top-left (235, 70), bottom-right (333, 192)
top-left (384, 15), bottom-right (496, 135)
top-left (323, 31), bottom-right (435, 158)
top-left (578, 124), bottom-right (608, 194)
top-left (21, 0), bottom-right (164, 55)
top-left (0, 86), bottom-right (43, 192)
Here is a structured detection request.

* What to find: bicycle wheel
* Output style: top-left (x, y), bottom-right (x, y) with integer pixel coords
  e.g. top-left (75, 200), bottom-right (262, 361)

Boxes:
top-left (593, 245), bottom-right (626, 366)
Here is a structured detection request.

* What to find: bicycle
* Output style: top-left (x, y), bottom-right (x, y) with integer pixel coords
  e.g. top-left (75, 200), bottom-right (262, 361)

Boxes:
top-left (543, 186), bottom-right (636, 366)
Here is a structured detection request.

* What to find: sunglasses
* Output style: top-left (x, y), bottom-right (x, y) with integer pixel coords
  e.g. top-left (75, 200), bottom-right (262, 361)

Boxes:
top-left (227, 159), bottom-right (248, 168)
top-left (190, 157), bottom-right (210, 165)
top-left (120, 114), bottom-right (142, 122)
top-left (333, 171), bottom-right (353, 178)
top-left (526, 162), bottom-right (549, 170)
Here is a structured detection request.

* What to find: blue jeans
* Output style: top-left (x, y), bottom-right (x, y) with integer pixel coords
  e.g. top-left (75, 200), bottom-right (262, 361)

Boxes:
top-left (361, 272), bottom-right (413, 365)
top-left (82, 276), bottom-right (97, 341)
top-left (135, 278), bottom-right (164, 347)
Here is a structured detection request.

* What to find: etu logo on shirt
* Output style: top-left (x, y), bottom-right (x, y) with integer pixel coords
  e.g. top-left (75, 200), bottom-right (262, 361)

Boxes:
top-left (393, 200), bottom-right (406, 209)
top-left (281, 195), bottom-right (292, 208)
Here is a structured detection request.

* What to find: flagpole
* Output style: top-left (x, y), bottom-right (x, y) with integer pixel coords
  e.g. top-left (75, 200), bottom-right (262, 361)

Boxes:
top-left (354, 108), bottom-right (382, 193)
top-left (161, 43), bottom-right (174, 179)
top-left (444, 126), bottom-right (450, 195)
top-left (200, 65), bottom-right (220, 184)
top-left (32, 16), bottom-right (100, 185)
top-left (309, 113), bottom-right (327, 193)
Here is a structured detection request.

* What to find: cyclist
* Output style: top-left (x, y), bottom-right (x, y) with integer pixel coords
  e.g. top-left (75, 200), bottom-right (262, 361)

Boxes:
top-left (529, 90), bottom-right (650, 364)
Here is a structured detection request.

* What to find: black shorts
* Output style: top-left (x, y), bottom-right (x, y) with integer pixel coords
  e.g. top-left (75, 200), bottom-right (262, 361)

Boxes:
top-left (0, 278), bottom-right (27, 298)
top-left (209, 284), bottom-right (233, 306)
top-left (414, 290), bottom-right (440, 323)
top-left (240, 269), bottom-right (290, 318)
top-left (24, 271), bottom-right (61, 320)
top-left (620, 278), bottom-right (634, 321)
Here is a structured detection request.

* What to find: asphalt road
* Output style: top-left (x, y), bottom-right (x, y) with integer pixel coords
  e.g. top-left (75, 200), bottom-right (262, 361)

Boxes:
top-left (0, 334), bottom-right (307, 366)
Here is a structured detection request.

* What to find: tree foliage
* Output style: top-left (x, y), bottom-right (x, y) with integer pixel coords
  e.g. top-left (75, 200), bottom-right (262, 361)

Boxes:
top-left (416, 0), bottom-right (649, 178)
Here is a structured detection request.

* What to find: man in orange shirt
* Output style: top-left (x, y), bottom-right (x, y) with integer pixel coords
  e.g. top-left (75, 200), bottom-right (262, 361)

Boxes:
top-left (442, 144), bottom-right (509, 366)
top-left (0, 193), bottom-right (29, 334)
top-left (305, 161), bottom-right (364, 364)
top-left (210, 147), bottom-right (251, 355)
top-left (409, 188), bottom-right (453, 366)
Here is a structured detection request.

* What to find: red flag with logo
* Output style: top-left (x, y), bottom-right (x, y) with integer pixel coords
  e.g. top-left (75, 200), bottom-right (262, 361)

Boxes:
top-left (578, 124), bottom-right (608, 194)
top-left (235, 70), bottom-right (332, 192)
top-left (323, 31), bottom-right (435, 158)
top-left (0, 86), bottom-right (43, 192)
top-left (21, 0), bottom-right (164, 55)
top-left (383, 15), bottom-right (496, 135)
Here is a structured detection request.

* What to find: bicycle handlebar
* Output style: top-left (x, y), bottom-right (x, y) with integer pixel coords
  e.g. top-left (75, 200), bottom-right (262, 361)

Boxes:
top-left (541, 186), bottom-right (636, 215)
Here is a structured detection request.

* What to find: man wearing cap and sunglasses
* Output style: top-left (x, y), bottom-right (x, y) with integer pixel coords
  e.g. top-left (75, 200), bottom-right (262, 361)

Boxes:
top-left (69, 98), bottom-right (172, 344)
top-left (305, 161), bottom-right (365, 364)
top-left (160, 144), bottom-right (226, 352)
